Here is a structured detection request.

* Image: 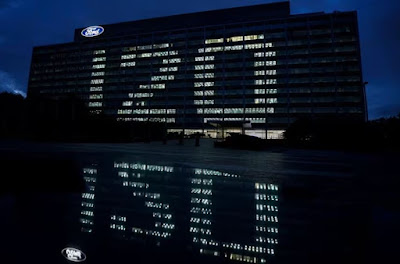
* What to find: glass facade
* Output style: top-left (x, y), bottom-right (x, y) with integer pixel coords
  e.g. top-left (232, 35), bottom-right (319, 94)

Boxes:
top-left (28, 2), bottom-right (366, 136)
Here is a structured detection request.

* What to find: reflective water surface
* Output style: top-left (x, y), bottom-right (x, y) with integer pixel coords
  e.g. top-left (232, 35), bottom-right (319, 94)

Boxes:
top-left (1, 140), bottom-right (397, 264)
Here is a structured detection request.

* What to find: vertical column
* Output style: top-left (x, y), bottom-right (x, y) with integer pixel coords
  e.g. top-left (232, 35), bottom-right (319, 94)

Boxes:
top-left (117, 47), bottom-right (136, 120)
top-left (254, 182), bottom-right (279, 261)
top-left (253, 42), bottom-right (277, 129)
top-left (89, 50), bottom-right (106, 114)
top-left (190, 169), bottom-right (219, 256)
top-left (80, 165), bottom-right (98, 233)
top-left (194, 35), bottom-right (218, 124)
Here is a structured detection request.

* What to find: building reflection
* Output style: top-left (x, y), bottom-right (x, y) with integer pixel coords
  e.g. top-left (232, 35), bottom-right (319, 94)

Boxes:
top-left (79, 160), bottom-right (279, 263)
top-left (80, 166), bottom-right (97, 233)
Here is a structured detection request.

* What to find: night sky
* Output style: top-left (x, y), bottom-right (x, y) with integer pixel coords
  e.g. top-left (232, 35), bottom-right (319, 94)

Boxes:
top-left (0, 0), bottom-right (399, 119)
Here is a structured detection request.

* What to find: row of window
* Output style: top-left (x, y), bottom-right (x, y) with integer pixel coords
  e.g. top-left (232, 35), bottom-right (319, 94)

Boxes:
top-left (31, 70), bottom-right (361, 83)
top-left (31, 55), bottom-right (358, 71)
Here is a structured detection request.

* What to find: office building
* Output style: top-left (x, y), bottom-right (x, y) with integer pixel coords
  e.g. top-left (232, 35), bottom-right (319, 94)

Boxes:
top-left (28, 1), bottom-right (366, 139)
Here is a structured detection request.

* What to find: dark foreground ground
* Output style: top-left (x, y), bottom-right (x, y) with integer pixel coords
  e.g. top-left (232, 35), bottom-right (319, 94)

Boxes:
top-left (0, 139), bottom-right (398, 264)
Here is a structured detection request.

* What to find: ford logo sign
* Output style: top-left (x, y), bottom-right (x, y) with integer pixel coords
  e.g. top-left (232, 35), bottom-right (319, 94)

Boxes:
top-left (81, 26), bottom-right (104, 38)
top-left (61, 247), bottom-right (86, 262)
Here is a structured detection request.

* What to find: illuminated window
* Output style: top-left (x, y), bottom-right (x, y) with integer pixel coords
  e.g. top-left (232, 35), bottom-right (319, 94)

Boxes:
top-left (247, 117), bottom-right (266, 123)
top-left (120, 62), bottom-right (135, 67)
top-left (254, 51), bottom-right (276, 57)
top-left (121, 54), bottom-right (136, 60)
top-left (205, 38), bottom-right (224, 44)
top-left (255, 98), bottom-right (265, 104)
top-left (139, 84), bottom-right (165, 89)
top-left (254, 89), bottom-right (264, 94)
top-left (90, 87), bottom-right (102, 92)
top-left (122, 47), bottom-right (136, 52)
top-left (137, 44), bottom-right (152, 50)
top-left (91, 79), bottom-right (104, 85)
top-left (244, 34), bottom-right (264, 41)
top-left (151, 75), bottom-right (168, 81)
top-left (91, 71), bottom-right (105, 77)
top-left (93, 57), bottom-right (106, 62)
top-left (224, 108), bottom-right (243, 114)
top-left (254, 70), bottom-right (277, 76)
top-left (194, 100), bottom-right (214, 105)
top-left (198, 47), bottom-right (223, 53)
top-left (81, 202), bottom-right (94, 208)
top-left (81, 210), bottom-right (94, 216)
top-left (245, 43), bottom-right (264, 49)
top-left (133, 93), bottom-right (153, 98)
top-left (137, 52), bottom-right (152, 58)
top-left (82, 193), bottom-right (95, 200)
top-left (153, 43), bottom-right (169, 49)
top-left (245, 108), bottom-right (267, 114)
top-left (194, 82), bottom-right (214, 87)
top-left (226, 36), bottom-right (244, 42)
top-left (110, 224), bottom-right (126, 231)
top-left (159, 66), bottom-right (178, 72)
top-left (89, 94), bottom-right (103, 100)
top-left (267, 227), bottom-right (278, 233)
top-left (162, 58), bottom-right (181, 64)
top-left (83, 170), bottom-right (97, 177)
top-left (153, 83), bottom-right (166, 89)
top-left (224, 45), bottom-right (243, 51)
top-left (195, 56), bottom-right (214, 62)
top-left (122, 101), bottom-right (133, 106)
top-left (118, 172), bottom-right (129, 178)
top-left (93, 50), bottom-right (105, 55)
top-left (89, 102), bottom-right (102, 107)
top-left (255, 79), bottom-right (277, 85)
top-left (198, 108), bottom-right (223, 114)
top-left (153, 51), bottom-right (168, 57)
top-left (268, 184), bottom-right (279, 190)
top-left (83, 176), bottom-right (96, 182)
top-left (150, 109), bottom-right (166, 114)
top-left (194, 90), bottom-right (214, 96)
top-left (195, 73), bottom-right (214, 79)
top-left (92, 64), bottom-right (105, 69)
top-left (254, 61), bottom-right (277, 67)
top-left (195, 64), bottom-right (214, 70)
top-left (118, 109), bottom-right (132, 115)
top-left (150, 75), bottom-right (174, 81)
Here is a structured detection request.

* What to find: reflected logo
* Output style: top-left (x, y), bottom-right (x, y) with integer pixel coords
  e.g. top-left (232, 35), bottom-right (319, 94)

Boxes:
top-left (81, 26), bottom-right (104, 38)
top-left (61, 247), bottom-right (86, 262)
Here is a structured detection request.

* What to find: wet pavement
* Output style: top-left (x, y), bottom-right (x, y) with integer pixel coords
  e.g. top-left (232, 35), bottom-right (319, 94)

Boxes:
top-left (0, 139), bottom-right (398, 264)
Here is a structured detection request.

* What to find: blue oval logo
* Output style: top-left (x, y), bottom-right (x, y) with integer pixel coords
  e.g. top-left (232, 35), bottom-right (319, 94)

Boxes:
top-left (61, 247), bottom-right (87, 262)
top-left (81, 26), bottom-right (104, 38)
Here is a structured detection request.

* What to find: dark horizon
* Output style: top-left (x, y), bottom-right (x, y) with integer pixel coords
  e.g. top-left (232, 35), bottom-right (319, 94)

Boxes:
top-left (0, 0), bottom-right (399, 119)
